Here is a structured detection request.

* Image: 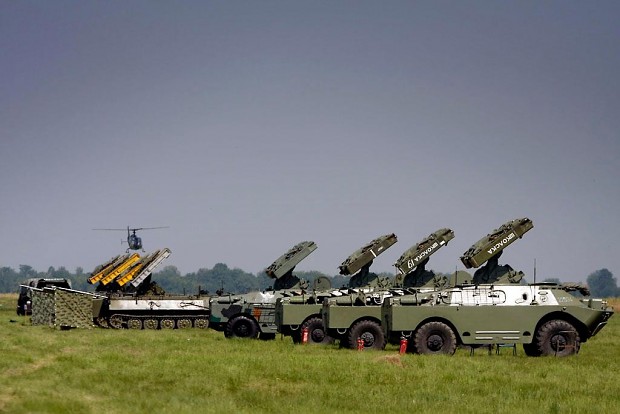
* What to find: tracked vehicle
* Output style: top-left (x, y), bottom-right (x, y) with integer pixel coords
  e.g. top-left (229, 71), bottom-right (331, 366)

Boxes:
top-left (381, 217), bottom-right (614, 356)
top-left (275, 233), bottom-right (397, 344)
top-left (209, 241), bottom-right (317, 339)
top-left (321, 229), bottom-right (453, 350)
top-left (90, 249), bottom-right (210, 329)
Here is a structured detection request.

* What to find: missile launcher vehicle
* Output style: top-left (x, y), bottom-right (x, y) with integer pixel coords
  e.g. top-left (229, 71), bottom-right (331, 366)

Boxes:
top-left (382, 283), bottom-right (613, 356)
top-left (275, 233), bottom-right (397, 344)
top-left (381, 217), bottom-right (614, 356)
top-left (90, 249), bottom-right (210, 329)
top-left (321, 229), bottom-right (454, 350)
top-left (209, 241), bottom-right (317, 339)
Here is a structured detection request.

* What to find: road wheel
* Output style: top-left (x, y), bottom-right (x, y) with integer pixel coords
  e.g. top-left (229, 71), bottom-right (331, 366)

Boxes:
top-left (177, 319), bottom-right (192, 329)
top-left (108, 315), bottom-right (123, 329)
top-left (144, 319), bottom-right (159, 330)
top-left (96, 317), bottom-right (109, 329)
top-left (127, 319), bottom-right (142, 330)
top-left (194, 318), bottom-right (209, 329)
top-left (225, 315), bottom-right (259, 339)
top-left (347, 320), bottom-right (386, 350)
top-left (414, 321), bottom-right (457, 355)
top-left (161, 319), bottom-right (175, 329)
top-left (536, 320), bottom-right (580, 357)
top-left (301, 317), bottom-right (334, 344)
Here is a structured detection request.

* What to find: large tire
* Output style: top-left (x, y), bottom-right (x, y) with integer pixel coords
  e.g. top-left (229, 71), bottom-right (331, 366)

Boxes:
top-left (301, 317), bottom-right (334, 345)
top-left (347, 320), bottom-right (386, 350)
top-left (536, 320), bottom-right (580, 357)
top-left (414, 321), bottom-right (457, 355)
top-left (522, 342), bottom-right (542, 357)
top-left (225, 315), bottom-right (259, 339)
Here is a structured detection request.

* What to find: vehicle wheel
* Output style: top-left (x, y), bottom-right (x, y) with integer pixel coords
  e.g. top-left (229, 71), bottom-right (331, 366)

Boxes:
top-left (177, 319), bottom-right (192, 329)
top-left (144, 319), bottom-right (159, 330)
top-left (225, 315), bottom-right (259, 339)
top-left (301, 317), bottom-right (334, 344)
top-left (347, 320), bottom-right (386, 350)
top-left (108, 314), bottom-right (123, 329)
top-left (194, 318), bottom-right (209, 329)
top-left (414, 321), bottom-right (457, 355)
top-left (522, 342), bottom-right (542, 357)
top-left (128, 319), bottom-right (142, 330)
top-left (161, 319), bottom-right (175, 329)
top-left (536, 320), bottom-right (580, 357)
top-left (96, 317), bottom-right (109, 329)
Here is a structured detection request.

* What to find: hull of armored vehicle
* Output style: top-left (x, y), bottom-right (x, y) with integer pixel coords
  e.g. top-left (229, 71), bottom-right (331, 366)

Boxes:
top-left (210, 290), bottom-right (287, 339)
top-left (275, 300), bottom-right (329, 344)
top-left (321, 290), bottom-right (399, 349)
top-left (383, 284), bottom-right (613, 356)
top-left (96, 294), bottom-right (210, 330)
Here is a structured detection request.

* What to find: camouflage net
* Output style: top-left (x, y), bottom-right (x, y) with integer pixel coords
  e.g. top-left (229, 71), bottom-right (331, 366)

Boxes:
top-left (30, 287), bottom-right (97, 329)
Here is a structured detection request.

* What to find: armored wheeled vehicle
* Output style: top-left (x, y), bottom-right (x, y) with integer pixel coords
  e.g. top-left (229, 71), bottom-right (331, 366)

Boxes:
top-left (381, 217), bottom-right (614, 356)
top-left (275, 233), bottom-right (397, 344)
top-left (209, 241), bottom-right (317, 339)
top-left (90, 249), bottom-right (210, 329)
top-left (322, 229), bottom-right (454, 350)
top-left (382, 283), bottom-right (613, 356)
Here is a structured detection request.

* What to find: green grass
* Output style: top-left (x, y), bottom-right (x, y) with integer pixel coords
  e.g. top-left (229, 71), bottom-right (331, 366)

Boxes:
top-left (1, 294), bottom-right (619, 414)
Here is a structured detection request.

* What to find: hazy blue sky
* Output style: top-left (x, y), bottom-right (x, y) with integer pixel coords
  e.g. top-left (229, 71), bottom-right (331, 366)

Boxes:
top-left (2, 1), bottom-right (618, 283)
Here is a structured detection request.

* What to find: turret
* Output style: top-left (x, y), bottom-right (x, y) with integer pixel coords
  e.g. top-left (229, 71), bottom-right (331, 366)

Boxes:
top-left (265, 241), bottom-right (317, 290)
top-left (460, 217), bottom-right (533, 284)
top-left (339, 233), bottom-right (397, 288)
top-left (394, 228), bottom-right (454, 289)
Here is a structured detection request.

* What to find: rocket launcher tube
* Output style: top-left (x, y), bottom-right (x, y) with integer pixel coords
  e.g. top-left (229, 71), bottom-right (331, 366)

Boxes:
top-left (100, 253), bottom-right (141, 285)
top-left (394, 228), bottom-right (455, 275)
top-left (130, 248), bottom-right (171, 288)
top-left (339, 233), bottom-right (398, 276)
top-left (88, 254), bottom-right (126, 284)
top-left (460, 217), bottom-right (533, 269)
top-left (265, 241), bottom-right (317, 279)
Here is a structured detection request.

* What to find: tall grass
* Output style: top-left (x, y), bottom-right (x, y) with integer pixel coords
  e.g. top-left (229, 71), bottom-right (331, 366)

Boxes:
top-left (1, 294), bottom-right (619, 414)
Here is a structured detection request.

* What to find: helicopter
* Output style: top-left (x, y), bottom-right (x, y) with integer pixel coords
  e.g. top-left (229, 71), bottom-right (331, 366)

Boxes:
top-left (93, 226), bottom-right (168, 252)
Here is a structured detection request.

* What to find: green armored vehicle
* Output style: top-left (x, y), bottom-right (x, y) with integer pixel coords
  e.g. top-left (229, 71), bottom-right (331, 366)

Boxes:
top-left (209, 241), bottom-right (316, 339)
top-left (381, 218), bottom-right (614, 356)
top-left (275, 233), bottom-right (397, 344)
top-left (322, 229), bottom-right (454, 350)
top-left (382, 283), bottom-right (613, 356)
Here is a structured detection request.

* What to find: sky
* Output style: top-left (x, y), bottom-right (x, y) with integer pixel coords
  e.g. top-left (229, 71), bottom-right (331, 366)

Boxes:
top-left (1, 1), bottom-right (619, 283)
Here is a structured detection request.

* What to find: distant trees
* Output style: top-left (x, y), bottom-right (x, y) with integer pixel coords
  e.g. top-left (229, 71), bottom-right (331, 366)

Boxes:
top-left (0, 264), bottom-right (617, 297)
top-left (586, 269), bottom-right (618, 298)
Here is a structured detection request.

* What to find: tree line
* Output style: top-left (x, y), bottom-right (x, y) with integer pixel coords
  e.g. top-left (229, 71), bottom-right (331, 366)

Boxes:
top-left (0, 264), bottom-right (618, 298)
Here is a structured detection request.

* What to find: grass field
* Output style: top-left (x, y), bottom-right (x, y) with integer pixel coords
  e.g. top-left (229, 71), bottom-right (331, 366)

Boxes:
top-left (1, 294), bottom-right (619, 414)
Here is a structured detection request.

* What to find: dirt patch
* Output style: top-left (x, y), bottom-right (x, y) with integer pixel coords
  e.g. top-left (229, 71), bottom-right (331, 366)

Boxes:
top-left (375, 354), bottom-right (404, 367)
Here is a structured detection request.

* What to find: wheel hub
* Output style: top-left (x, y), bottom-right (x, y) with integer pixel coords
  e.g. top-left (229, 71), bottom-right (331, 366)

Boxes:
top-left (427, 334), bottom-right (444, 351)
top-left (311, 328), bottom-right (325, 342)
top-left (361, 331), bottom-right (375, 347)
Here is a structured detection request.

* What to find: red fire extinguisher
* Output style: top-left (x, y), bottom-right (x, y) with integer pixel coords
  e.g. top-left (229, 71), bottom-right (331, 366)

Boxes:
top-left (302, 327), bottom-right (309, 344)
top-left (399, 337), bottom-right (408, 355)
top-left (357, 337), bottom-right (364, 351)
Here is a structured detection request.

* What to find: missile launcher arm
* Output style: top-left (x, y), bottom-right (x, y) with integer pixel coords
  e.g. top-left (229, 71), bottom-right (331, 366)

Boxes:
top-left (338, 233), bottom-right (397, 276)
top-left (265, 241), bottom-right (317, 279)
top-left (460, 217), bottom-right (533, 269)
top-left (394, 228), bottom-right (454, 275)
